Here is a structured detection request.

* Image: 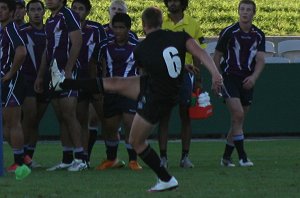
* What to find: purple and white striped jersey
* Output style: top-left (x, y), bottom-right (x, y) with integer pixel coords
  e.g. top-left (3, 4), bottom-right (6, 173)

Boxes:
top-left (0, 22), bottom-right (25, 77)
top-left (45, 6), bottom-right (81, 70)
top-left (216, 22), bottom-right (265, 77)
top-left (77, 20), bottom-right (107, 78)
top-left (104, 38), bottom-right (139, 78)
top-left (19, 23), bottom-right (46, 81)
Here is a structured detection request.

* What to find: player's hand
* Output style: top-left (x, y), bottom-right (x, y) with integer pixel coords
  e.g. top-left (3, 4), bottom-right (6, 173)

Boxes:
top-left (243, 75), bottom-right (256, 90)
top-left (34, 76), bottom-right (44, 93)
top-left (211, 73), bottom-right (223, 96)
top-left (2, 71), bottom-right (14, 83)
top-left (65, 69), bottom-right (72, 79)
top-left (184, 64), bottom-right (199, 74)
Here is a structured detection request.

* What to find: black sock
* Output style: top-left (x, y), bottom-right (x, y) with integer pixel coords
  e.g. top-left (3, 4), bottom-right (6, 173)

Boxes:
top-left (233, 134), bottom-right (247, 161)
top-left (84, 152), bottom-right (89, 167)
top-left (181, 149), bottom-right (189, 160)
top-left (139, 145), bottom-right (172, 182)
top-left (62, 149), bottom-right (74, 164)
top-left (160, 150), bottom-right (167, 159)
top-left (25, 144), bottom-right (36, 158)
top-left (126, 144), bottom-right (137, 161)
top-left (223, 143), bottom-right (235, 160)
top-left (105, 140), bottom-right (119, 161)
top-left (13, 149), bottom-right (24, 166)
top-left (60, 78), bottom-right (103, 93)
top-left (88, 129), bottom-right (98, 161)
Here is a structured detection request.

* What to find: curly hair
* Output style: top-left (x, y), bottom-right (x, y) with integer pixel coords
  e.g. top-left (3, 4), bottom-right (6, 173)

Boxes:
top-left (163, 0), bottom-right (188, 11)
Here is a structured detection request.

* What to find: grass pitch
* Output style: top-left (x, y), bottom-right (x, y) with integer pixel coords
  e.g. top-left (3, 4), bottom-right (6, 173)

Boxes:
top-left (1, 139), bottom-right (299, 198)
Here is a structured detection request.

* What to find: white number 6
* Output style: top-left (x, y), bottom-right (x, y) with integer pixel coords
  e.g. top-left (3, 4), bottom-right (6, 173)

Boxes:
top-left (163, 47), bottom-right (182, 78)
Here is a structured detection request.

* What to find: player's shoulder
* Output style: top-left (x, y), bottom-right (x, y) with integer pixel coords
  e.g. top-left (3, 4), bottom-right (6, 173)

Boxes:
top-left (19, 23), bottom-right (32, 32)
top-left (60, 6), bottom-right (72, 14)
top-left (86, 20), bottom-right (103, 28)
top-left (251, 24), bottom-right (265, 36)
top-left (6, 21), bottom-right (17, 29)
top-left (219, 22), bottom-right (239, 36)
top-left (129, 30), bottom-right (139, 40)
top-left (5, 22), bottom-right (20, 34)
top-left (128, 38), bottom-right (139, 46)
top-left (164, 29), bottom-right (189, 38)
top-left (59, 6), bottom-right (79, 19)
top-left (103, 23), bottom-right (110, 30)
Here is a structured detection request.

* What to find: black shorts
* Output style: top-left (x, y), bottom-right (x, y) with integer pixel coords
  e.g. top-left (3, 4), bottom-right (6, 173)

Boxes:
top-left (221, 73), bottom-right (254, 106)
top-left (103, 93), bottom-right (137, 118)
top-left (1, 72), bottom-right (26, 107)
top-left (136, 75), bottom-right (176, 125)
top-left (52, 89), bottom-right (78, 99)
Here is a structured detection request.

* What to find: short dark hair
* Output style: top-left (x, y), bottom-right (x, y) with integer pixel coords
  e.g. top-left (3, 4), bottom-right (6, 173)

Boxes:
top-left (112, 13), bottom-right (131, 29)
top-left (163, 0), bottom-right (188, 11)
top-left (238, 0), bottom-right (256, 14)
top-left (26, 0), bottom-right (44, 11)
top-left (15, 0), bottom-right (25, 8)
top-left (0, 0), bottom-right (16, 11)
top-left (142, 7), bottom-right (162, 29)
top-left (71, 0), bottom-right (92, 12)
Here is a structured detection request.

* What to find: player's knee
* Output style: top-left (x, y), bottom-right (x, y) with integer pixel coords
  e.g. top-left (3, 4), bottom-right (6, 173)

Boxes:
top-left (231, 111), bottom-right (244, 123)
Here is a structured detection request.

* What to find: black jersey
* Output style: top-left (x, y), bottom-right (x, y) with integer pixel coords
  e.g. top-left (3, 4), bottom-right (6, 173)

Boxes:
top-left (134, 29), bottom-right (191, 102)
top-left (216, 22), bottom-right (265, 77)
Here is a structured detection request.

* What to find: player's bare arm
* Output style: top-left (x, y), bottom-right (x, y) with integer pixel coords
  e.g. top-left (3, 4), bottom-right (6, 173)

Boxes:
top-left (34, 48), bottom-right (47, 93)
top-left (185, 38), bottom-right (223, 94)
top-left (2, 45), bottom-right (26, 82)
top-left (243, 51), bottom-right (265, 89)
top-left (65, 29), bottom-right (82, 78)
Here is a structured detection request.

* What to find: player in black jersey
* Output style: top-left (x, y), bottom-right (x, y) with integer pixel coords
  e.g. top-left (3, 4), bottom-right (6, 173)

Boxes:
top-left (54, 6), bottom-right (222, 192)
top-left (214, 0), bottom-right (265, 167)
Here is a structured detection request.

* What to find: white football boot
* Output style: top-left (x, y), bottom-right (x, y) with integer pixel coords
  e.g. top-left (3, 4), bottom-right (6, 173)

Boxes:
top-left (148, 176), bottom-right (178, 192)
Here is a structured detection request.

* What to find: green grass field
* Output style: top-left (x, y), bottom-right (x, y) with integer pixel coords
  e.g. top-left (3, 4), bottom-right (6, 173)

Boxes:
top-left (1, 139), bottom-right (300, 197)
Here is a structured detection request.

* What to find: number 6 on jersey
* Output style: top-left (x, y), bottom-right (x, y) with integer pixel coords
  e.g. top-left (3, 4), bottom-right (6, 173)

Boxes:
top-left (163, 47), bottom-right (182, 78)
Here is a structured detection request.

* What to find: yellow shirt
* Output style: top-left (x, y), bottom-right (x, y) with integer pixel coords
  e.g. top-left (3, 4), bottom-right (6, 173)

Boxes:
top-left (162, 14), bottom-right (204, 65)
